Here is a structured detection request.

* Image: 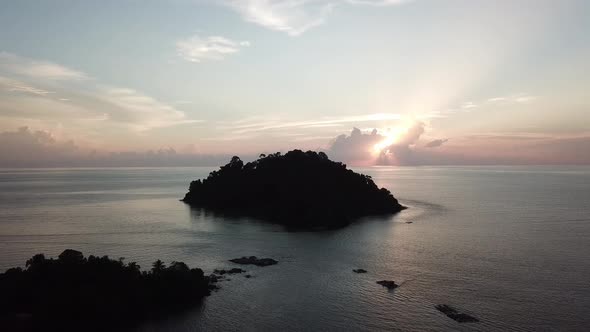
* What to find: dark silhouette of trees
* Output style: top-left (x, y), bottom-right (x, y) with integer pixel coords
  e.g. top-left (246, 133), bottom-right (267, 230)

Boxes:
top-left (0, 250), bottom-right (213, 330)
top-left (183, 150), bottom-right (406, 228)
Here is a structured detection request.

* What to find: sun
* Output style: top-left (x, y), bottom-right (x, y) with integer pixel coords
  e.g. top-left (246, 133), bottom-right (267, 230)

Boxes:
top-left (371, 120), bottom-right (417, 155)
top-left (372, 129), bottom-right (401, 155)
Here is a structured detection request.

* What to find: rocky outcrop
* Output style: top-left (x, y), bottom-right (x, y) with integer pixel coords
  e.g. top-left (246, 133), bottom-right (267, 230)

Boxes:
top-left (213, 268), bottom-right (246, 275)
top-left (229, 256), bottom-right (278, 266)
top-left (376, 280), bottom-right (399, 289)
top-left (435, 304), bottom-right (479, 323)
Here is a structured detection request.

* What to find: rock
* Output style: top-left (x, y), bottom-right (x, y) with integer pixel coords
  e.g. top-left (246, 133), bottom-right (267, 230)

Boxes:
top-left (435, 304), bottom-right (479, 323)
top-left (376, 280), bottom-right (399, 289)
top-left (213, 268), bottom-right (246, 275)
top-left (245, 274), bottom-right (252, 278)
top-left (405, 221), bottom-right (413, 224)
top-left (229, 256), bottom-right (278, 266)
top-left (353, 269), bottom-right (367, 273)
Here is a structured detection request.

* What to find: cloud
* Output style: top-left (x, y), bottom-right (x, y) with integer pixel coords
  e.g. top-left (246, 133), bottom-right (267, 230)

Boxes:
top-left (100, 87), bottom-right (201, 130)
top-left (0, 127), bottom-right (232, 167)
top-left (228, 113), bottom-right (402, 134)
top-left (222, 0), bottom-right (409, 36)
top-left (424, 138), bottom-right (448, 148)
top-left (515, 95), bottom-right (536, 103)
top-left (0, 76), bottom-right (53, 96)
top-left (487, 97), bottom-right (506, 102)
top-left (0, 127), bottom-right (79, 167)
top-left (176, 35), bottom-right (250, 62)
top-left (328, 127), bottom-right (383, 164)
top-left (346, 0), bottom-right (410, 6)
top-left (223, 0), bottom-right (333, 36)
top-left (326, 121), bottom-right (590, 166)
top-left (0, 53), bottom-right (199, 132)
top-left (486, 93), bottom-right (536, 105)
top-left (0, 52), bottom-right (87, 80)
top-left (326, 121), bottom-right (429, 165)
top-left (375, 121), bottom-right (425, 165)
top-left (461, 102), bottom-right (478, 109)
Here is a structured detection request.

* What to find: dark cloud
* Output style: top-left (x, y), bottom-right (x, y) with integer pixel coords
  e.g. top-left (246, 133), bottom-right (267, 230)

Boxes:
top-left (0, 127), bottom-right (79, 167)
top-left (327, 127), bottom-right (383, 164)
top-left (424, 138), bottom-right (448, 148)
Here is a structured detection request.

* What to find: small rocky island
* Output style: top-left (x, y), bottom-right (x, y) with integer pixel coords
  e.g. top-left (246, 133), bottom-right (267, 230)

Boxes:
top-left (0, 250), bottom-right (213, 329)
top-left (183, 150), bottom-right (406, 228)
top-left (229, 256), bottom-right (278, 266)
top-left (377, 280), bottom-right (399, 289)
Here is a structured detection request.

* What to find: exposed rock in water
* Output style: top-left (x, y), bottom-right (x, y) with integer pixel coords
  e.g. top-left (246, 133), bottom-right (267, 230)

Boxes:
top-left (229, 256), bottom-right (278, 266)
top-left (435, 304), bottom-right (479, 323)
top-left (182, 150), bottom-right (406, 228)
top-left (209, 274), bottom-right (221, 283)
top-left (213, 268), bottom-right (246, 275)
top-left (376, 280), bottom-right (399, 289)
top-left (353, 269), bottom-right (367, 273)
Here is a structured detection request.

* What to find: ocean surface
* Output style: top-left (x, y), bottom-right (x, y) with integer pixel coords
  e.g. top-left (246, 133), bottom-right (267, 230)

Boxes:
top-left (0, 166), bottom-right (589, 331)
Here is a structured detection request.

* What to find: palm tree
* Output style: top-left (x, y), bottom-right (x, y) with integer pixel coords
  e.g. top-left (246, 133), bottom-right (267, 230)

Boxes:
top-left (152, 259), bottom-right (166, 274)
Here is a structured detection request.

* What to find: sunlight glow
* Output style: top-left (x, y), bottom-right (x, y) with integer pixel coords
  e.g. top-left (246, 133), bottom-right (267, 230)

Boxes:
top-left (371, 119), bottom-right (419, 155)
top-left (372, 128), bottom-right (401, 154)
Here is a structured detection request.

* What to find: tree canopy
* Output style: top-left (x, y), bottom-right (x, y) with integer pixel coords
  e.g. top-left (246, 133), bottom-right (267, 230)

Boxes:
top-left (0, 250), bottom-right (213, 329)
top-left (183, 150), bottom-right (405, 228)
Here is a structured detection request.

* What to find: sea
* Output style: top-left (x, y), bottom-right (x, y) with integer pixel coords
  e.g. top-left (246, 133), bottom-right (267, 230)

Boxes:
top-left (0, 166), bottom-right (589, 331)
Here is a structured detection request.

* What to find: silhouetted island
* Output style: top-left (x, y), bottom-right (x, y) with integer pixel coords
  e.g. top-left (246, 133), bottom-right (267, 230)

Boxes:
top-left (183, 150), bottom-right (406, 228)
top-left (0, 250), bottom-right (213, 330)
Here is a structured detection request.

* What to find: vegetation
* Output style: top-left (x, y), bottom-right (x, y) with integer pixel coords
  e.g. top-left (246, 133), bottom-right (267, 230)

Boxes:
top-left (0, 249), bottom-right (213, 329)
top-left (183, 150), bottom-right (405, 227)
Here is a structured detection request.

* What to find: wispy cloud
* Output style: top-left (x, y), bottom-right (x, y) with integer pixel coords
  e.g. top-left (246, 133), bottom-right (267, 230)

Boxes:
top-left (224, 0), bottom-right (333, 36)
top-left (176, 35), bottom-right (250, 62)
top-left (222, 0), bottom-right (409, 36)
top-left (0, 53), bottom-right (200, 132)
top-left (461, 101), bottom-right (478, 109)
top-left (0, 77), bottom-right (53, 96)
top-left (346, 0), bottom-right (411, 6)
top-left (487, 93), bottom-right (536, 104)
top-left (424, 138), bottom-right (448, 148)
top-left (0, 52), bottom-right (87, 80)
top-left (100, 87), bottom-right (201, 130)
top-left (227, 113), bottom-right (403, 134)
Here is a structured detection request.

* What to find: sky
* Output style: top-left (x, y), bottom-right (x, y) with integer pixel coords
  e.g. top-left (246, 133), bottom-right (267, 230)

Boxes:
top-left (0, 0), bottom-right (589, 167)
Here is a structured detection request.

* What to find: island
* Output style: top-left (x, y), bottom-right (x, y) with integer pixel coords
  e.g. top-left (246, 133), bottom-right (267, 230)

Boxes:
top-left (182, 150), bottom-right (406, 228)
top-left (0, 250), bottom-right (213, 329)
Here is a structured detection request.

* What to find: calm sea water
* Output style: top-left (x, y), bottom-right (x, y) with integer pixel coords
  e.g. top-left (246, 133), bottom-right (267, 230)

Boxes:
top-left (1, 166), bottom-right (589, 331)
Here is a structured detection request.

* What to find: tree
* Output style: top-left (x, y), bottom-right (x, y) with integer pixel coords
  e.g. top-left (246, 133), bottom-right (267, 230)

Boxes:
top-left (152, 259), bottom-right (166, 273)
